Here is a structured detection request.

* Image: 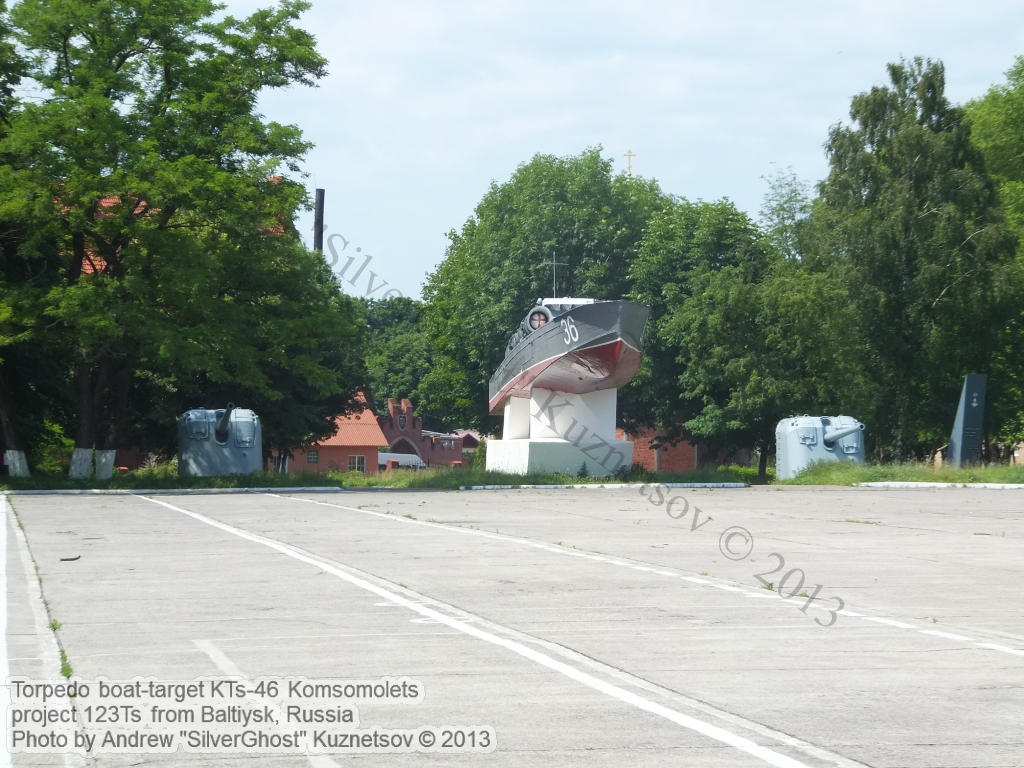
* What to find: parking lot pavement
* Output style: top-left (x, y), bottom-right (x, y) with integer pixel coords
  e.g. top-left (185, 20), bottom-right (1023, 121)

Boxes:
top-left (4, 486), bottom-right (1022, 767)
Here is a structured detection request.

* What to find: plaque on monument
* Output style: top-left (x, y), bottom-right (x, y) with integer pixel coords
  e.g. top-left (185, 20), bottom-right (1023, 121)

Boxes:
top-left (948, 374), bottom-right (987, 468)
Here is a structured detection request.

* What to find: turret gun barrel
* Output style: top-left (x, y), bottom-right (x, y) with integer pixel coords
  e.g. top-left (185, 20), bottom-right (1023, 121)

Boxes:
top-left (823, 423), bottom-right (863, 445)
top-left (215, 403), bottom-right (235, 444)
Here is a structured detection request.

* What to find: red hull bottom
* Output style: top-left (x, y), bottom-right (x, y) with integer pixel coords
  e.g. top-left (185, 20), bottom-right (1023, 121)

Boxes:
top-left (489, 340), bottom-right (642, 413)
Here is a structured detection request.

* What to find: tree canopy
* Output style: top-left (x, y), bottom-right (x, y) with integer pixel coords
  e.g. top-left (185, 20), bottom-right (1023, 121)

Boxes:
top-left (423, 148), bottom-right (670, 431)
top-left (0, 0), bottom-right (366, 474)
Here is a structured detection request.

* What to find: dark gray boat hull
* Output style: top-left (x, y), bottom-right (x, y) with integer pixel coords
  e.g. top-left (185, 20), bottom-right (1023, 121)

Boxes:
top-left (489, 300), bottom-right (651, 414)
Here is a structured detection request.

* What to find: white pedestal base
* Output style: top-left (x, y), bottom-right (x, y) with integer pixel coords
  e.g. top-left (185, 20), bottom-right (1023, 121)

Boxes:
top-left (490, 387), bottom-right (634, 476)
top-left (68, 448), bottom-right (93, 479)
top-left (486, 438), bottom-right (633, 477)
top-left (94, 450), bottom-right (117, 480)
top-left (4, 450), bottom-right (30, 477)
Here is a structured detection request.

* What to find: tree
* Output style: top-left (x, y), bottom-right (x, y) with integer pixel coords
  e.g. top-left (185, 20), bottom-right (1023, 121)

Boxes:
top-left (362, 297), bottom-right (463, 431)
top-left (627, 198), bottom-right (766, 441)
top-left (1, 0), bottom-right (364, 475)
top-left (967, 57), bottom-right (1024, 240)
top-left (664, 256), bottom-right (872, 478)
top-left (966, 59), bottom-right (1024, 446)
top-left (816, 58), bottom-right (1017, 459)
top-left (423, 148), bottom-right (671, 430)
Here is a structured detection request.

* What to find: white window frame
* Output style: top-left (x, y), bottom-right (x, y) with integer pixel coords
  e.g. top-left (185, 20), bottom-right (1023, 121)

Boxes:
top-left (348, 454), bottom-right (366, 473)
top-left (307, 449), bottom-right (319, 464)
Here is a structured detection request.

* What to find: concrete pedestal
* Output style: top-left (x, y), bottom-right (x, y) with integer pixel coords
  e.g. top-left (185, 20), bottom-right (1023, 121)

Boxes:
top-left (486, 388), bottom-right (634, 477)
top-left (487, 437), bottom-right (633, 477)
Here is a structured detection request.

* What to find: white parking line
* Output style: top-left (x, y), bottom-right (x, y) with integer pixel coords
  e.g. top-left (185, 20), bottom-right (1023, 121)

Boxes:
top-left (5, 497), bottom-right (86, 768)
top-left (269, 494), bottom-right (1023, 659)
top-left (861, 618), bottom-right (918, 629)
top-left (1, 497), bottom-right (11, 768)
top-left (918, 630), bottom-right (973, 642)
top-left (140, 495), bottom-right (814, 768)
top-left (194, 638), bottom-right (342, 768)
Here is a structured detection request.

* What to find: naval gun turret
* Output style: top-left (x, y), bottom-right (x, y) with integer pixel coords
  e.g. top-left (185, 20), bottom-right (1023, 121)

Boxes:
top-left (776, 415), bottom-right (865, 480)
top-left (178, 404), bottom-right (262, 477)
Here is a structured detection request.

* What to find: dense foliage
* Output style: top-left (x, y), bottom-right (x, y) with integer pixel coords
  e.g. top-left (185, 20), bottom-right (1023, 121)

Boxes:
top-left (420, 59), bottom-right (1024, 475)
top-left (4, 3), bottom-right (1024, 481)
top-left (0, 0), bottom-right (366, 473)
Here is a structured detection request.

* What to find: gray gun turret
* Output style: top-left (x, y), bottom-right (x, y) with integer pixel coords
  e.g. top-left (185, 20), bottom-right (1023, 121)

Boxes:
top-left (776, 415), bottom-right (865, 480)
top-left (823, 423), bottom-right (863, 445)
top-left (215, 403), bottom-right (235, 444)
top-left (179, 403), bottom-right (260, 477)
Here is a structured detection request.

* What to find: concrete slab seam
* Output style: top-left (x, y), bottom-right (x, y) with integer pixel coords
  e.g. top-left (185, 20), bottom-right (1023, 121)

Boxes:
top-left (273, 495), bottom-right (1024, 659)
top-left (136, 494), bottom-right (813, 768)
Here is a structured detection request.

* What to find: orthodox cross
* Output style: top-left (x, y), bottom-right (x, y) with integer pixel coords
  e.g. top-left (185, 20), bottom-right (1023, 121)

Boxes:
top-left (624, 149), bottom-right (636, 179)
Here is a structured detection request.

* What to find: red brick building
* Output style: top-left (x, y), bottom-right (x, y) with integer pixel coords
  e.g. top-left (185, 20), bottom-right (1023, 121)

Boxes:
top-left (378, 398), bottom-right (463, 467)
top-left (290, 402), bottom-right (388, 474)
top-left (618, 427), bottom-right (700, 472)
top-left (618, 427), bottom-right (752, 472)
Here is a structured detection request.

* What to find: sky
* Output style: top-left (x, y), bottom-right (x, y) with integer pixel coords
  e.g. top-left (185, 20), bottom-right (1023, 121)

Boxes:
top-left (234, 1), bottom-right (1024, 300)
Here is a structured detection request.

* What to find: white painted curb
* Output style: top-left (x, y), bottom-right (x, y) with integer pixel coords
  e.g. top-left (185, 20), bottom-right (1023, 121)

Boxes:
top-left (4, 487), bottom-right (342, 496)
top-left (856, 482), bottom-right (1024, 489)
top-left (459, 482), bottom-right (749, 491)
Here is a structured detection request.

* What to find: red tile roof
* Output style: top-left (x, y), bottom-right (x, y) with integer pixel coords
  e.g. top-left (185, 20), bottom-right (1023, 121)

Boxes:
top-left (315, 405), bottom-right (387, 447)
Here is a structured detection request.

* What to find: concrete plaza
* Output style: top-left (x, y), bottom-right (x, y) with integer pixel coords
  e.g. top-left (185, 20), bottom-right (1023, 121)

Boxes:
top-left (3, 485), bottom-right (1022, 767)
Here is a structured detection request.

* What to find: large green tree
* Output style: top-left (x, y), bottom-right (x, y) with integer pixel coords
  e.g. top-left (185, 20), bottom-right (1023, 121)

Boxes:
top-left (816, 58), bottom-right (1017, 458)
top-left (663, 255), bottom-right (872, 478)
top-left (626, 198), bottom-right (765, 439)
top-left (423, 148), bottom-right (671, 430)
top-left (966, 58), bottom-right (1024, 445)
top-left (968, 56), bottom-right (1024, 240)
top-left (363, 297), bottom-right (486, 431)
top-left (1, 0), bottom-right (365, 475)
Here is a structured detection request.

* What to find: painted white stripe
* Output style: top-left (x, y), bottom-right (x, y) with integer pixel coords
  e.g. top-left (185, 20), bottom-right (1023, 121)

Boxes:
top-left (193, 639), bottom-right (246, 677)
top-left (194, 638), bottom-right (341, 768)
top-left (139, 495), bottom-right (810, 768)
top-left (268, 495), bottom-right (1002, 657)
top-left (268, 495), bottom-right (1011, 659)
top-left (7, 499), bottom-right (86, 768)
top-left (861, 617), bottom-right (918, 629)
top-left (975, 643), bottom-right (1024, 657)
top-left (1, 497), bottom-right (12, 768)
top-left (919, 630), bottom-right (974, 642)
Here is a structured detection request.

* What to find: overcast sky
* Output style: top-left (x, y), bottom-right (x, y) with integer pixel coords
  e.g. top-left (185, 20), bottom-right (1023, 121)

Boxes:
top-left (239, 1), bottom-right (1024, 299)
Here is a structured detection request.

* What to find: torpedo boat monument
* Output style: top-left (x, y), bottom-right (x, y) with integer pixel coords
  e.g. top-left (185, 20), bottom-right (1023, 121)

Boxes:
top-left (486, 297), bottom-right (651, 476)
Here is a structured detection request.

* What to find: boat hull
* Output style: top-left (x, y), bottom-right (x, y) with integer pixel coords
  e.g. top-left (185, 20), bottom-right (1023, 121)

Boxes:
top-left (488, 300), bottom-right (651, 414)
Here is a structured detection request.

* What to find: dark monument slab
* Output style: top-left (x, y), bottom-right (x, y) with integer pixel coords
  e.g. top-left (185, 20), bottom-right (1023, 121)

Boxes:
top-left (948, 374), bottom-right (987, 468)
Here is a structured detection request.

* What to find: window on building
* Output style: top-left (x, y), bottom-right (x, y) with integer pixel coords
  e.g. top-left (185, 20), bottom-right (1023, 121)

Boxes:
top-left (348, 454), bottom-right (366, 473)
top-left (307, 450), bottom-right (319, 464)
